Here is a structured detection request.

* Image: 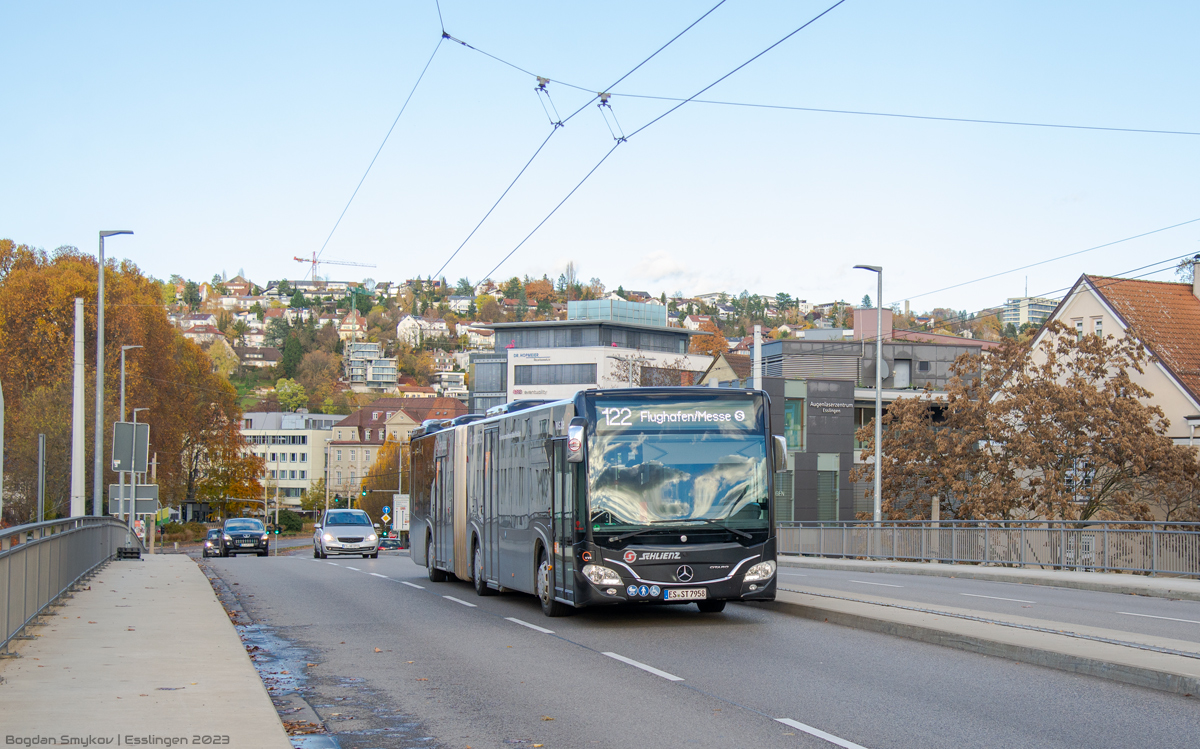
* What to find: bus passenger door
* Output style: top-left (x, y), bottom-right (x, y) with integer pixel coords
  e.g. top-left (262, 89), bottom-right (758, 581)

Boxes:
top-left (484, 428), bottom-right (499, 584)
top-left (551, 439), bottom-right (575, 603)
top-left (433, 457), bottom-right (448, 568)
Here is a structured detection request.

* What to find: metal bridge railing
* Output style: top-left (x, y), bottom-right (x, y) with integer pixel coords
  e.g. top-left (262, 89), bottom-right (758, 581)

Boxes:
top-left (1, 516), bottom-right (141, 653)
top-left (776, 520), bottom-right (1200, 578)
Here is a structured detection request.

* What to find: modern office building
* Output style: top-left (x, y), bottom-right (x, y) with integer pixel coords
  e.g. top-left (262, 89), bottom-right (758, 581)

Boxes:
top-left (1002, 296), bottom-right (1058, 328)
top-left (241, 411), bottom-right (339, 507)
top-left (470, 300), bottom-right (712, 407)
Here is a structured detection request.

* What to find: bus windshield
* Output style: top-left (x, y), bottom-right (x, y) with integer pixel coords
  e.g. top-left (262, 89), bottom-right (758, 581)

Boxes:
top-left (585, 396), bottom-right (768, 531)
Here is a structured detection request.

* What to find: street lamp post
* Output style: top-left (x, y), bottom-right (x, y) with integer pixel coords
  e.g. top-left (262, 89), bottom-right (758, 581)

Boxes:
top-left (120, 345), bottom-right (143, 423)
top-left (94, 230), bottom-right (133, 516)
top-left (853, 264), bottom-right (884, 525)
top-left (128, 407), bottom-right (149, 547)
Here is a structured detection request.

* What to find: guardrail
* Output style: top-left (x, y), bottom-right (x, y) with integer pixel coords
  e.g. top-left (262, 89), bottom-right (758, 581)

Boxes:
top-left (776, 520), bottom-right (1200, 578)
top-left (1, 517), bottom-right (142, 653)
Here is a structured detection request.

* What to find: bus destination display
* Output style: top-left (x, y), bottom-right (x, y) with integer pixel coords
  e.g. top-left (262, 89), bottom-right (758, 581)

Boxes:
top-left (596, 399), bottom-right (759, 431)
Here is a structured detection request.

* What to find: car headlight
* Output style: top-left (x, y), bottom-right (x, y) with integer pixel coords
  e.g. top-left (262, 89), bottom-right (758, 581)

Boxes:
top-left (368, 534), bottom-right (377, 542)
top-left (581, 564), bottom-right (622, 586)
top-left (323, 533), bottom-right (333, 542)
top-left (261, 534), bottom-right (270, 541)
top-left (743, 560), bottom-right (776, 582)
top-left (223, 534), bottom-right (232, 542)
top-left (204, 541), bottom-right (213, 547)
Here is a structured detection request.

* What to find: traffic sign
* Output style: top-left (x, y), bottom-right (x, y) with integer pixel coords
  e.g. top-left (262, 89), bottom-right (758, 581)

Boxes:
top-left (382, 505), bottom-right (390, 514)
top-left (380, 513), bottom-right (391, 524)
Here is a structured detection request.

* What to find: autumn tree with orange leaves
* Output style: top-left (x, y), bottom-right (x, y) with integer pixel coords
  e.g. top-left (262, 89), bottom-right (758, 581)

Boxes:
top-left (688, 320), bottom-right (728, 358)
top-left (0, 239), bottom-right (262, 524)
top-left (852, 322), bottom-right (1200, 521)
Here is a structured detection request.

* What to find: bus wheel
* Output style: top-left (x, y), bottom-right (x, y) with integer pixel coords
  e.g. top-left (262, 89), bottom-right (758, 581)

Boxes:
top-left (473, 543), bottom-right (495, 597)
top-left (696, 600), bottom-right (727, 613)
top-left (426, 538), bottom-right (448, 583)
top-left (537, 551), bottom-right (571, 617)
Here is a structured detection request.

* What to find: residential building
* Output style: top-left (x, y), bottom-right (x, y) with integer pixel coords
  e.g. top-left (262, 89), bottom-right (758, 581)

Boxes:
top-left (329, 401), bottom-right (405, 498)
top-left (224, 275), bottom-right (253, 297)
top-left (430, 348), bottom-right (455, 372)
top-left (242, 411), bottom-right (339, 507)
top-left (181, 312), bottom-right (217, 328)
top-left (233, 346), bottom-right (282, 368)
top-left (683, 314), bottom-right (714, 331)
top-left (182, 324), bottom-right (222, 344)
top-left (343, 341), bottom-right (399, 392)
top-left (446, 295), bottom-right (473, 314)
top-left (396, 384), bottom-right (437, 398)
top-left (695, 292), bottom-right (726, 306)
top-left (1002, 296), bottom-right (1059, 328)
top-left (473, 299), bottom-right (711, 406)
top-left (338, 310), bottom-right (367, 341)
top-left (432, 370), bottom-right (468, 401)
top-left (462, 326), bottom-right (494, 350)
top-left (1037, 274), bottom-right (1200, 446)
top-left (396, 315), bottom-right (450, 345)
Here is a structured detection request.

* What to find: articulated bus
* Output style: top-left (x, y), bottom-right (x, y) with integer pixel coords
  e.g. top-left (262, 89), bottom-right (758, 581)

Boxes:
top-left (410, 388), bottom-right (785, 616)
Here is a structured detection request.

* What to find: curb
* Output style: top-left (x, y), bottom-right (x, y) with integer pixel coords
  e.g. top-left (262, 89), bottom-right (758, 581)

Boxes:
top-left (778, 556), bottom-right (1200, 602)
top-left (766, 591), bottom-right (1200, 698)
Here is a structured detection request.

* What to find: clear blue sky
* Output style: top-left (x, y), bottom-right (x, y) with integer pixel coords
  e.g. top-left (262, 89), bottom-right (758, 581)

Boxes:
top-left (3, 1), bottom-right (1198, 313)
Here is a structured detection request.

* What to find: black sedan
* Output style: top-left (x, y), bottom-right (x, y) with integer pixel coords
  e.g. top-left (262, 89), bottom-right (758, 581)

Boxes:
top-left (201, 529), bottom-right (222, 557)
top-left (220, 518), bottom-right (269, 557)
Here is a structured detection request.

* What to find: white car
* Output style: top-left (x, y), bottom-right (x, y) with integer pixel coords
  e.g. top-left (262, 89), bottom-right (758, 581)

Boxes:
top-left (313, 509), bottom-right (380, 559)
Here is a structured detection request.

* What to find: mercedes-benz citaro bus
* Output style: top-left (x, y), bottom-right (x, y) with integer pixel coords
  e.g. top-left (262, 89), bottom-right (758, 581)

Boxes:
top-left (410, 388), bottom-right (785, 617)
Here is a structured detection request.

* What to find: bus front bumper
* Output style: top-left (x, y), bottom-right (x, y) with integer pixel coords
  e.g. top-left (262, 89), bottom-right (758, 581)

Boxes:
top-left (575, 573), bottom-right (776, 606)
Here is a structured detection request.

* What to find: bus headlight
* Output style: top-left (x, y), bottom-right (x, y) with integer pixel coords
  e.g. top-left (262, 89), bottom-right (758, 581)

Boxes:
top-left (581, 564), bottom-right (622, 586)
top-left (743, 560), bottom-right (776, 582)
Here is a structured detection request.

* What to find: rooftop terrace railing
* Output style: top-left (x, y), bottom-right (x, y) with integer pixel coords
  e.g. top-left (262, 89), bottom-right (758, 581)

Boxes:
top-left (1, 516), bottom-right (141, 653)
top-left (777, 519), bottom-right (1200, 578)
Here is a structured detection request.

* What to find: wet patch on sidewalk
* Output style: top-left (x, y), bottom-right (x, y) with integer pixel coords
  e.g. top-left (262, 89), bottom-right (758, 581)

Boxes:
top-left (199, 559), bottom-right (441, 749)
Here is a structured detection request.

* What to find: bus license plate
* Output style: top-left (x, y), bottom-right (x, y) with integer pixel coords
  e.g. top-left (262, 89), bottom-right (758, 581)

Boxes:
top-left (665, 588), bottom-right (707, 601)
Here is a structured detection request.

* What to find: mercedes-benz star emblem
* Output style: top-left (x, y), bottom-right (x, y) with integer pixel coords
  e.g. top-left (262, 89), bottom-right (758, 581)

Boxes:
top-left (676, 565), bottom-right (694, 583)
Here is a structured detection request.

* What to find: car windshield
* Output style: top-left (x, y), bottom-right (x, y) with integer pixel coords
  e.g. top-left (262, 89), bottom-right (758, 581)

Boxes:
top-left (207, 530), bottom-right (221, 538)
top-left (586, 396), bottom-right (768, 532)
top-left (225, 520), bottom-right (263, 532)
top-left (324, 512), bottom-right (371, 526)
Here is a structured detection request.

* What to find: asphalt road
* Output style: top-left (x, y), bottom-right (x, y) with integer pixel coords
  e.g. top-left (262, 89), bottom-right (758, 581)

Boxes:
top-left (777, 567), bottom-right (1200, 644)
top-left (203, 553), bottom-right (1200, 749)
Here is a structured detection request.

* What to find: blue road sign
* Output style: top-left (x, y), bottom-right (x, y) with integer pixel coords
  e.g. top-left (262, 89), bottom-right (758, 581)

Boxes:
top-left (382, 506), bottom-right (390, 513)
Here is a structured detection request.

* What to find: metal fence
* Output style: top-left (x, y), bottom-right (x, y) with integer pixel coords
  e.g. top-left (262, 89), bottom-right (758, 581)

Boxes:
top-left (776, 520), bottom-right (1200, 578)
top-left (1, 517), bottom-right (141, 653)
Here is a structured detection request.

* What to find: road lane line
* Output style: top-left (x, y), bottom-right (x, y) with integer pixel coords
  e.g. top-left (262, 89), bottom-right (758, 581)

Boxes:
top-left (602, 652), bottom-right (684, 681)
top-left (400, 581), bottom-right (425, 589)
top-left (780, 572), bottom-right (808, 577)
top-left (443, 595), bottom-right (477, 608)
top-left (346, 566), bottom-right (361, 571)
top-left (505, 617), bottom-right (554, 634)
top-left (1118, 611), bottom-right (1200, 625)
top-left (776, 718), bottom-right (868, 749)
top-left (961, 593), bottom-right (1034, 604)
top-left (327, 562), bottom-right (339, 566)
top-left (370, 573), bottom-right (389, 579)
top-left (849, 580), bottom-right (903, 588)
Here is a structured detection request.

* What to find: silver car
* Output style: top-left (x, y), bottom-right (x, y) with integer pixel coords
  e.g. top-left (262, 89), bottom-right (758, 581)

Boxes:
top-left (313, 509), bottom-right (380, 559)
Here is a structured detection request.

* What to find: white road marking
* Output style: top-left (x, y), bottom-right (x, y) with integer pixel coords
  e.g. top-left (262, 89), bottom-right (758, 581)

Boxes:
top-left (327, 562), bottom-right (339, 566)
top-left (849, 579), bottom-right (903, 588)
top-left (346, 566), bottom-right (361, 571)
top-left (961, 593), bottom-right (1035, 604)
top-left (780, 572), bottom-right (808, 577)
top-left (776, 718), bottom-right (869, 749)
top-left (443, 595), bottom-right (477, 608)
top-left (602, 652), bottom-right (684, 681)
top-left (1118, 611), bottom-right (1200, 625)
top-left (506, 617), bottom-right (554, 634)
top-left (400, 581), bottom-right (425, 589)
top-left (370, 573), bottom-right (389, 579)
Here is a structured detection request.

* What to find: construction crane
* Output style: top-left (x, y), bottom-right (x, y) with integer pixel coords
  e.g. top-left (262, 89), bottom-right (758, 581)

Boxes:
top-left (294, 251), bottom-right (376, 281)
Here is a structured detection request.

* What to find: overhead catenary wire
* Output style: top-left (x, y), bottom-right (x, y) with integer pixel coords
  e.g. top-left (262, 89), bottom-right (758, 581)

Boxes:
top-left (430, 0), bottom-right (732, 280)
top-left (310, 36), bottom-right (445, 275)
top-left (610, 95), bottom-right (1200, 138)
top-left (476, 0), bottom-right (850, 281)
top-left (894, 216), bottom-right (1200, 306)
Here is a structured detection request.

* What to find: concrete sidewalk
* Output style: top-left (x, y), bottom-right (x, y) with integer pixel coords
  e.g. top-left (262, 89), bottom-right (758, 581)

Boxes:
top-left (0, 555), bottom-right (291, 748)
top-left (779, 555), bottom-right (1200, 601)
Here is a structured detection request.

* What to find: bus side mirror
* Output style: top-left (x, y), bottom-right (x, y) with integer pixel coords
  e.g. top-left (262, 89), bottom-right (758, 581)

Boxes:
top-left (566, 420), bottom-right (586, 463)
top-left (773, 435), bottom-right (787, 469)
